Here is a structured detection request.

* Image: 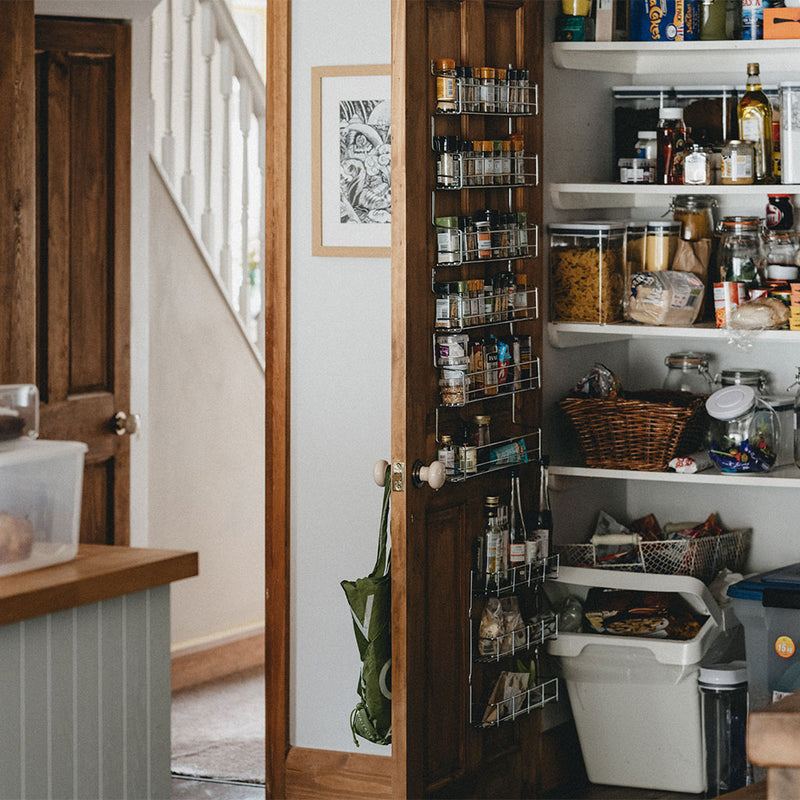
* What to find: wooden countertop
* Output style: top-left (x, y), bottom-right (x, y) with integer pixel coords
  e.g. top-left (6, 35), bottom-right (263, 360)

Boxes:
top-left (0, 544), bottom-right (198, 626)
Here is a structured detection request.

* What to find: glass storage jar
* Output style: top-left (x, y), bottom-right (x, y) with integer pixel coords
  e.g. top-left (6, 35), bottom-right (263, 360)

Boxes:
top-left (764, 231), bottom-right (800, 281)
top-left (663, 352), bottom-right (714, 394)
top-left (706, 385), bottom-right (779, 473)
top-left (716, 216), bottom-right (766, 288)
top-left (672, 195), bottom-right (716, 241)
top-left (717, 368), bottom-right (769, 395)
top-left (721, 140), bottom-right (755, 185)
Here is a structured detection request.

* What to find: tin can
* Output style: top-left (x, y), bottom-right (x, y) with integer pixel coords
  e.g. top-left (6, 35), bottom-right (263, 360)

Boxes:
top-left (767, 194), bottom-right (795, 231)
top-left (714, 282), bottom-right (748, 328)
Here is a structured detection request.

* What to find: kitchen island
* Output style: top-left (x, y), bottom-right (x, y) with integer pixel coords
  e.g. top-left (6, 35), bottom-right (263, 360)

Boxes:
top-left (0, 544), bottom-right (198, 800)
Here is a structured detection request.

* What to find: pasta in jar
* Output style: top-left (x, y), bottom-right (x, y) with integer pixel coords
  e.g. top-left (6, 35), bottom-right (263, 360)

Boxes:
top-left (549, 223), bottom-right (627, 323)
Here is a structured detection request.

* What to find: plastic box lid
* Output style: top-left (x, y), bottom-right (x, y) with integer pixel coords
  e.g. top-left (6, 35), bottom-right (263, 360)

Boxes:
top-left (728, 563), bottom-right (800, 608)
top-left (548, 566), bottom-right (724, 665)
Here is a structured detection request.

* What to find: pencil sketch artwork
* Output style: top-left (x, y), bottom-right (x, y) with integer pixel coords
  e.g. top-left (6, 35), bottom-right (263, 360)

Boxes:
top-left (338, 98), bottom-right (391, 226)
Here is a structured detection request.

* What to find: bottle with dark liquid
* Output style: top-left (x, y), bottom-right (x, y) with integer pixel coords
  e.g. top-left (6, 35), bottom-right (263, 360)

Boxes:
top-left (657, 107), bottom-right (686, 185)
top-left (508, 467), bottom-right (527, 572)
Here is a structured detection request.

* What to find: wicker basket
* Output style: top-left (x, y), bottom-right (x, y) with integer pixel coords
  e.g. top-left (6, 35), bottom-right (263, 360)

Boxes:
top-left (558, 390), bottom-right (710, 471)
top-left (557, 528), bottom-right (751, 585)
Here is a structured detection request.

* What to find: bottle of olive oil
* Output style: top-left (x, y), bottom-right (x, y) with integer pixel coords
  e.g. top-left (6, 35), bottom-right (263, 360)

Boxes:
top-left (738, 62), bottom-right (774, 184)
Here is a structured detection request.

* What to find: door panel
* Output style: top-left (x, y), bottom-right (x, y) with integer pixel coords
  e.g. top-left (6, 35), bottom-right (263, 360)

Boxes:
top-left (35, 18), bottom-right (132, 546)
top-left (392, 1), bottom-right (544, 796)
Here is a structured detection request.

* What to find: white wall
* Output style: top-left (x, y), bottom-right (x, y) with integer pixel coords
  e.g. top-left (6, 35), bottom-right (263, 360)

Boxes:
top-left (148, 163), bottom-right (266, 647)
top-left (290, 0), bottom-right (392, 754)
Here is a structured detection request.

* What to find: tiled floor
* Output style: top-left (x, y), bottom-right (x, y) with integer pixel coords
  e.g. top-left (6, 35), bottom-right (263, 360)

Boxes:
top-left (172, 777), bottom-right (266, 799)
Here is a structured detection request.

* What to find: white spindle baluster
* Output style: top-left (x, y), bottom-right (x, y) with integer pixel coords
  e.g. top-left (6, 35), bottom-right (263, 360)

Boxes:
top-left (257, 110), bottom-right (266, 355)
top-left (161, 0), bottom-right (175, 181)
top-left (238, 81), bottom-right (252, 330)
top-left (181, 0), bottom-right (196, 218)
top-left (200, 0), bottom-right (215, 257)
top-left (219, 39), bottom-right (233, 297)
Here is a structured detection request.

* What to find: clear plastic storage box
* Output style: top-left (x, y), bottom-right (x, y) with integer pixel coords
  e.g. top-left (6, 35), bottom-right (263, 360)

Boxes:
top-left (547, 567), bottom-right (742, 794)
top-left (728, 564), bottom-right (800, 711)
top-left (549, 222), bottom-right (627, 324)
top-left (0, 438), bottom-right (87, 576)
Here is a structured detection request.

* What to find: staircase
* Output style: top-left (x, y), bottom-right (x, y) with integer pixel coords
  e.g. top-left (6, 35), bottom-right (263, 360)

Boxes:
top-left (149, 0), bottom-right (266, 365)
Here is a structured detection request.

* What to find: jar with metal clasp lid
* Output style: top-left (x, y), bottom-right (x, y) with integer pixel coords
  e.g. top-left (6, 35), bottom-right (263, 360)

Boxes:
top-left (715, 368), bottom-right (770, 395)
top-left (662, 352), bottom-right (714, 394)
top-left (706, 385), bottom-right (779, 473)
top-left (671, 195), bottom-right (717, 241)
top-left (716, 216), bottom-right (766, 289)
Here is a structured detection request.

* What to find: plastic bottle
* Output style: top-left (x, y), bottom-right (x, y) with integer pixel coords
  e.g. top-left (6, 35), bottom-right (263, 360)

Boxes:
top-left (699, 663), bottom-right (748, 797)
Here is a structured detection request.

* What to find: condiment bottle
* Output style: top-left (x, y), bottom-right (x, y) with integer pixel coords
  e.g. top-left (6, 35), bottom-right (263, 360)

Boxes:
top-left (657, 107), bottom-right (687, 185)
top-left (434, 58), bottom-right (457, 113)
top-left (738, 62), bottom-right (773, 182)
top-left (437, 434), bottom-right (455, 476)
top-left (483, 496), bottom-right (503, 584)
top-left (721, 140), bottom-right (755, 185)
top-left (508, 468), bottom-right (527, 570)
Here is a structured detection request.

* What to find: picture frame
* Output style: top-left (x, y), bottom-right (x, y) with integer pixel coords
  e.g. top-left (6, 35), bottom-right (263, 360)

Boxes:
top-left (311, 64), bottom-right (392, 257)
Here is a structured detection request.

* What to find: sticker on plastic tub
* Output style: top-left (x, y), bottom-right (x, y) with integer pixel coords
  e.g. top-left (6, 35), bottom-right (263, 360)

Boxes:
top-left (775, 635), bottom-right (796, 659)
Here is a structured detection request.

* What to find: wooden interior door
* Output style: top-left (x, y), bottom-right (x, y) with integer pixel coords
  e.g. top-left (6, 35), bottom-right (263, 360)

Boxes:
top-left (35, 18), bottom-right (132, 546)
top-left (391, 2), bottom-right (545, 797)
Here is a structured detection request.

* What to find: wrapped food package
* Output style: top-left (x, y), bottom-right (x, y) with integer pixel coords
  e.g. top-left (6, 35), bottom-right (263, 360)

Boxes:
top-left (625, 270), bottom-right (705, 326)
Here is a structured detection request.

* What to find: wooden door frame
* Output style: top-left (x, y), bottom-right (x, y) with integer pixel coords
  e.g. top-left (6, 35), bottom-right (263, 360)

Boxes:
top-left (265, 1), bottom-right (291, 798)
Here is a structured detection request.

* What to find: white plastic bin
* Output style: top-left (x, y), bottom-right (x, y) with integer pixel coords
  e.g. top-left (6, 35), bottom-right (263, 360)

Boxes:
top-left (0, 438), bottom-right (87, 576)
top-left (547, 567), bottom-right (741, 794)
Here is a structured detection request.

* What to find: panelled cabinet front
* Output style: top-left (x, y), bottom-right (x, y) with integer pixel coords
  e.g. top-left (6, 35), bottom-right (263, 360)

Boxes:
top-left (391, 2), bottom-right (547, 797)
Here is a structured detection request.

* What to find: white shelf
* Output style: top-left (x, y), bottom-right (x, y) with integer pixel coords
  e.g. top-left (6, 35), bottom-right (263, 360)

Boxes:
top-left (551, 40), bottom-right (800, 76)
top-left (548, 321), bottom-right (800, 348)
top-left (550, 183), bottom-right (800, 210)
top-left (550, 463), bottom-right (800, 488)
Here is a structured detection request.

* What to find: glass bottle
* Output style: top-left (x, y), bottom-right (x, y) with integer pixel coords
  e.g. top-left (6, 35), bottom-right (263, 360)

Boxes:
top-left (434, 58), bottom-right (457, 113)
top-left (508, 468), bottom-right (527, 570)
top-left (738, 62), bottom-right (774, 184)
top-left (764, 231), bottom-right (799, 281)
top-left (532, 455), bottom-right (552, 563)
top-left (657, 107), bottom-right (687, 185)
top-left (700, 0), bottom-right (727, 40)
top-left (437, 434), bottom-right (455, 476)
top-left (483, 496), bottom-right (502, 586)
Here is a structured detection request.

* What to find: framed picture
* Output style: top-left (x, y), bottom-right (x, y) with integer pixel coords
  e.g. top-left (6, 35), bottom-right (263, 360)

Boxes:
top-left (311, 65), bottom-right (392, 257)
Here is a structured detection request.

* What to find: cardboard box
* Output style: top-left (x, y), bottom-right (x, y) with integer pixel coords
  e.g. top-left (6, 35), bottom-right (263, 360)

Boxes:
top-left (765, 8), bottom-right (800, 39)
top-left (595, 0), bottom-right (615, 41)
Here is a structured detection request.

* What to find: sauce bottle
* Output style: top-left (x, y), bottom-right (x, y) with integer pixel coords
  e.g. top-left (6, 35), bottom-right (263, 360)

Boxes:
top-left (657, 107), bottom-right (686, 185)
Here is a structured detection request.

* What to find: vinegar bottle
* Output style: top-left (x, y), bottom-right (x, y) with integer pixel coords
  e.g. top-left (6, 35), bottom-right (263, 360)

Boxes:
top-left (738, 62), bottom-right (774, 184)
top-left (657, 107), bottom-right (686, 185)
top-left (508, 468), bottom-right (527, 571)
top-left (532, 455), bottom-right (553, 563)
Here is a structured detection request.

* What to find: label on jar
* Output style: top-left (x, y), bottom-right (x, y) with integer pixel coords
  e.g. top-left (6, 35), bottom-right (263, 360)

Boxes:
top-left (721, 152), bottom-right (754, 183)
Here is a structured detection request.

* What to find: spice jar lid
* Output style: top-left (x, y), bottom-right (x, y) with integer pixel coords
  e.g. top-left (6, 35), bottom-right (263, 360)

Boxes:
top-left (435, 58), bottom-right (456, 71)
top-left (699, 661), bottom-right (748, 688)
top-left (706, 385), bottom-right (756, 421)
top-left (473, 415), bottom-right (491, 424)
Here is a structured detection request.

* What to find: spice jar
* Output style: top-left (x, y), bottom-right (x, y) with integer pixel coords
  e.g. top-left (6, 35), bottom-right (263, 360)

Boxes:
top-left (721, 140), bottom-right (755, 185)
top-left (479, 67), bottom-right (496, 113)
top-left (706, 385), bottom-right (779, 473)
top-left (437, 434), bottom-right (456, 476)
top-left (474, 210), bottom-right (493, 260)
top-left (672, 195), bottom-right (716, 241)
top-left (436, 333), bottom-right (469, 366)
top-left (717, 216), bottom-right (765, 288)
top-left (662, 351), bottom-right (714, 394)
top-left (434, 135), bottom-right (459, 188)
top-left (435, 58), bottom-right (457, 113)
top-left (644, 220), bottom-right (681, 271)
top-left (435, 216), bottom-right (461, 264)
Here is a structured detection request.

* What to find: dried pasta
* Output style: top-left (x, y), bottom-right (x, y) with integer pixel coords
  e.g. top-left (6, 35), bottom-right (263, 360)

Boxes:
top-left (551, 244), bottom-right (625, 323)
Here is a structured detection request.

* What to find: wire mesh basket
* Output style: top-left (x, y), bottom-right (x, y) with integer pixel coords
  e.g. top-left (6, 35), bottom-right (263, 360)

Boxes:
top-left (557, 528), bottom-right (751, 584)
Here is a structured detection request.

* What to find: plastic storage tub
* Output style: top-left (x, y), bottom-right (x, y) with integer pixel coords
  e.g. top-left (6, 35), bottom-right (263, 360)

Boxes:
top-left (728, 564), bottom-right (800, 711)
top-left (0, 438), bottom-right (87, 576)
top-left (547, 567), bottom-right (742, 794)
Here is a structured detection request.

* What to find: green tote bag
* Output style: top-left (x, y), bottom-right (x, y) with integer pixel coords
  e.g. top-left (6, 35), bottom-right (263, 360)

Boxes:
top-left (340, 467), bottom-right (392, 746)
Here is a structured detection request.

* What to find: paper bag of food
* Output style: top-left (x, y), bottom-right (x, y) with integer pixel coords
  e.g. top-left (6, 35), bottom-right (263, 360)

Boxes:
top-left (625, 271), bottom-right (705, 326)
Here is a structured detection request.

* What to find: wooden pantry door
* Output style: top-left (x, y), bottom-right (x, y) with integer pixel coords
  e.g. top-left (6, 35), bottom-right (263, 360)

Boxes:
top-left (35, 17), bottom-right (132, 546)
top-left (391, 1), bottom-right (546, 797)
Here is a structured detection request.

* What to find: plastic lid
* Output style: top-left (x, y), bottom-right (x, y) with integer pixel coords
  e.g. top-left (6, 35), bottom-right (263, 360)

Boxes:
top-left (706, 385), bottom-right (756, 421)
top-left (646, 220), bottom-right (682, 231)
top-left (659, 107), bottom-right (683, 119)
top-left (548, 221), bottom-right (628, 234)
top-left (768, 264), bottom-right (799, 280)
top-left (699, 661), bottom-right (748, 688)
top-left (637, 130), bottom-right (657, 138)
